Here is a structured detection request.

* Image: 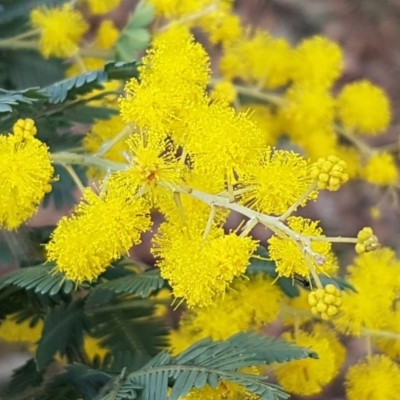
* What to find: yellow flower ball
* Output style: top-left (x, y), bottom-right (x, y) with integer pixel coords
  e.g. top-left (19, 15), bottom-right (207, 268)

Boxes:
top-left (274, 330), bottom-right (338, 396)
top-left (292, 35), bottom-right (343, 89)
top-left (31, 5), bottom-right (88, 58)
top-left (337, 80), bottom-right (391, 134)
top-left (361, 152), bottom-right (398, 186)
top-left (346, 355), bottom-right (400, 400)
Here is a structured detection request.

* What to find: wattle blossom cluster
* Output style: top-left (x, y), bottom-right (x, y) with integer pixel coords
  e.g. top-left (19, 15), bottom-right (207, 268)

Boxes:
top-left (46, 26), bottom-right (353, 310)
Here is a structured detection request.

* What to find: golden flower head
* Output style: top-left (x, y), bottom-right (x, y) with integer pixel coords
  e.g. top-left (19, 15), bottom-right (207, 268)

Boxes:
top-left (334, 248), bottom-right (400, 335)
top-left (274, 329), bottom-right (339, 396)
top-left (292, 35), bottom-right (343, 89)
top-left (337, 80), bottom-right (391, 134)
top-left (31, 4), bottom-right (88, 58)
top-left (345, 355), bottom-right (400, 400)
top-left (361, 152), bottom-right (398, 186)
top-left (85, 0), bottom-right (121, 15)
top-left (46, 188), bottom-right (152, 283)
top-left (153, 214), bottom-right (258, 307)
top-left (268, 216), bottom-right (338, 278)
top-left (240, 148), bottom-right (315, 215)
top-left (0, 123), bottom-right (54, 230)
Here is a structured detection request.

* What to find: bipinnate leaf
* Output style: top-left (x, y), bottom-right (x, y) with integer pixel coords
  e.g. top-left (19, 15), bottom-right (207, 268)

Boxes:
top-left (0, 87), bottom-right (46, 113)
top-left (35, 299), bottom-right (85, 370)
top-left (0, 263), bottom-right (74, 296)
top-left (41, 61), bottom-right (140, 104)
top-left (100, 331), bottom-right (317, 400)
top-left (86, 305), bottom-right (168, 372)
top-left (42, 70), bottom-right (108, 104)
top-left (104, 60), bottom-right (140, 80)
top-left (88, 269), bottom-right (165, 300)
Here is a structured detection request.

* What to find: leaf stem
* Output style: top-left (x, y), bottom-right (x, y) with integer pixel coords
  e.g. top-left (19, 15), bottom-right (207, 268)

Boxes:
top-left (79, 47), bottom-right (112, 59)
top-left (233, 84), bottom-right (284, 106)
top-left (0, 39), bottom-right (38, 50)
top-left (335, 124), bottom-right (374, 157)
top-left (363, 328), bottom-right (400, 341)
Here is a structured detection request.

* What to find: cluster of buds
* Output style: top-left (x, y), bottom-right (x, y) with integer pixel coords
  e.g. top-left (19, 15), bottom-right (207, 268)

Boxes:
top-left (355, 227), bottom-right (379, 254)
top-left (308, 284), bottom-right (342, 321)
top-left (13, 118), bottom-right (38, 139)
top-left (310, 155), bottom-right (349, 191)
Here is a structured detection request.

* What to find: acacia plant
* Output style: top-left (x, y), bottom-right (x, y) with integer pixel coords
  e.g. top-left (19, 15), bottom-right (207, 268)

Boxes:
top-left (0, 1), bottom-right (400, 399)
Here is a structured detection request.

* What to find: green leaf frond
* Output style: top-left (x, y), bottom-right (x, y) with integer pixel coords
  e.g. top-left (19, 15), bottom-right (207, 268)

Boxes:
top-left (86, 304), bottom-right (169, 372)
top-left (89, 269), bottom-right (165, 299)
top-left (42, 70), bottom-right (108, 104)
top-left (35, 299), bottom-right (86, 370)
top-left (0, 263), bottom-right (74, 296)
top-left (42, 60), bottom-right (140, 104)
top-left (101, 331), bottom-right (317, 400)
top-left (104, 60), bottom-right (141, 80)
top-left (0, 60), bottom-right (138, 134)
top-left (0, 87), bottom-right (46, 113)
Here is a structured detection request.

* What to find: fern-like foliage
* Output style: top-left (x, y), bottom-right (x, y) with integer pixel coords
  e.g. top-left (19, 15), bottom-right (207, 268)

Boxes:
top-left (86, 302), bottom-right (169, 372)
top-left (35, 299), bottom-right (85, 370)
top-left (0, 87), bottom-right (46, 113)
top-left (104, 60), bottom-right (140, 80)
top-left (0, 60), bottom-right (138, 134)
top-left (0, 263), bottom-right (74, 296)
top-left (42, 60), bottom-right (139, 104)
top-left (100, 331), bottom-right (317, 400)
top-left (90, 269), bottom-right (165, 298)
top-left (42, 70), bottom-right (108, 104)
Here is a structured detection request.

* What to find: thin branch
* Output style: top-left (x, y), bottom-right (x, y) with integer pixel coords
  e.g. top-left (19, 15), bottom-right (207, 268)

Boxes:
top-left (63, 164), bottom-right (85, 194)
top-left (96, 124), bottom-right (133, 157)
top-left (279, 182), bottom-right (317, 222)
